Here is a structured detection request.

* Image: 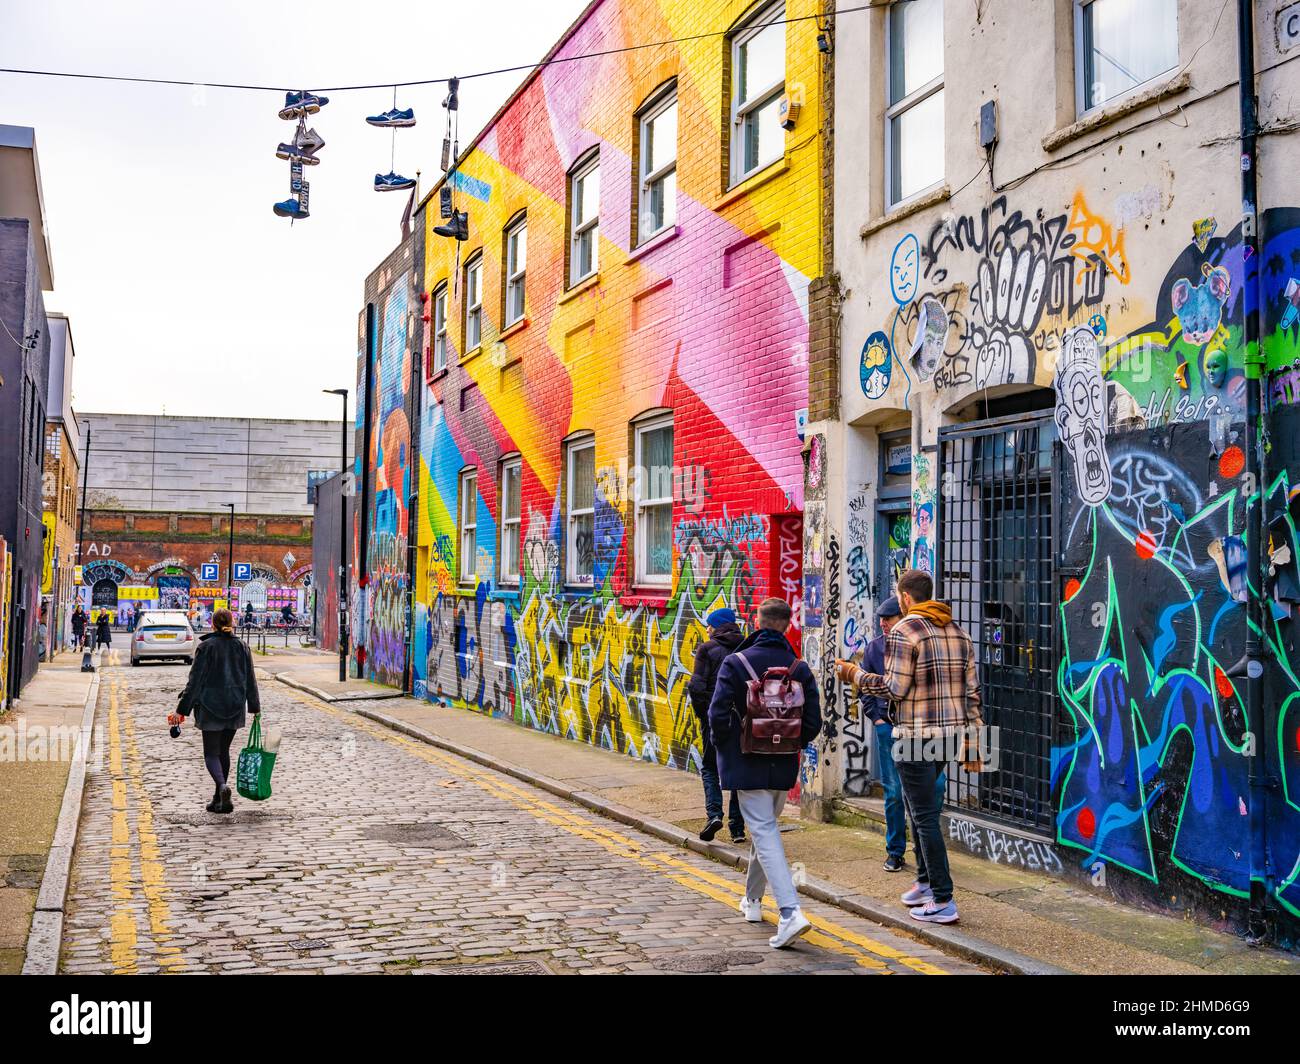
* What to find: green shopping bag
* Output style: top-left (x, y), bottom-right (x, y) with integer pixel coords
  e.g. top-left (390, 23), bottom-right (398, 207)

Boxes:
top-left (236, 715), bottom-right (276, 801)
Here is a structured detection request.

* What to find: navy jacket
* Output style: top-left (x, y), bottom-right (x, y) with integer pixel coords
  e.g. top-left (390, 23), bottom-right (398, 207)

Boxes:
top-left (687, 622), bottom-right (744, 718)
top-left (707, 628), bottom-right (822, 791)
top-left (860, 634), bottom-right (891, 724)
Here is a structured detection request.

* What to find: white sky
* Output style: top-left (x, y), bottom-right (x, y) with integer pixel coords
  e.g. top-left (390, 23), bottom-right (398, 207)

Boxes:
top-left (0, 0), bottom-right (589, 420)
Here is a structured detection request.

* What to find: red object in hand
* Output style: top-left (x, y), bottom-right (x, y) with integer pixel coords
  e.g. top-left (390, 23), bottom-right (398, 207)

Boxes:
top-left (167, 713), bottom-right (184, 727)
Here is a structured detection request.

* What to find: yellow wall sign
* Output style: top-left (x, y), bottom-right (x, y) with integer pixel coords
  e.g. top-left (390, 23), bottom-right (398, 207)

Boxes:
top-left (118, 586), bottom-right (157, 601)
top-left (41, 513), bottom-right (56, 593)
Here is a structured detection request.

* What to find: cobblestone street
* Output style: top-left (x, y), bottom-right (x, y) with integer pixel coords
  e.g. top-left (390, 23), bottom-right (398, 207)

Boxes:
top-left (59, 658), bottom-right (982, 975)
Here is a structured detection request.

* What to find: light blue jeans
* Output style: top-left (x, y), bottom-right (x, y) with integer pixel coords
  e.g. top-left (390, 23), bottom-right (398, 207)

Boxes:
top-left (737, 790), bottom-right (799, 911)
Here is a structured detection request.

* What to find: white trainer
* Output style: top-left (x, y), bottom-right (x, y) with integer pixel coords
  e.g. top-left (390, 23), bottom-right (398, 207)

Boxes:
top-left (739, 896), bottom-right (764, 923)
top-left (768, 908), bottom-right (812, 949)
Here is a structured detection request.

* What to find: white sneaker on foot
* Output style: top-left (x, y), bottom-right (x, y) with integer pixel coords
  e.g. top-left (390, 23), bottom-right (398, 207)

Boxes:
top-left (768, 908), bottom-right (811, 948)
top-left (739, 896), bottom-right (764, 923)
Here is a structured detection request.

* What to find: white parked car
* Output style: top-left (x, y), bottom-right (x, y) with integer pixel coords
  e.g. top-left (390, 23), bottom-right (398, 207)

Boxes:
top-left (130, 610), bottom-right (197, 666)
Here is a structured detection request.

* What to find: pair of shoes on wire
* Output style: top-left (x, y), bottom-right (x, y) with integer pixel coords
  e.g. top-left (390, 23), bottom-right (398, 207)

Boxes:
top-left (279, 90), bottom-right (329, 120)
top-left (275, 127), bottom-right (326, 165)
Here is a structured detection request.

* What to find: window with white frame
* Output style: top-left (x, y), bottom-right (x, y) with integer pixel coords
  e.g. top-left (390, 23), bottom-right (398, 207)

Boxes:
top-left (459, 469), bottom-right (478, 583)
top-left (886, 0), bottom-right (944, 208)
top-left (566, 439), bottom-right (595, 585)
top-left (638, 88), bottom-right (677, 241)
top-left (504, 217), bottom-right (527, 326)
top-left (634, 417), bottom-right (673, 586)
top-left (570, 154), bottom-right (600, 285)
top-left (1076, 0), bottom-right (1178, 114)
top-left (464, 253), bottom-right (483, 351)
top-left (432, 282), bottom-right (448, 372)
top-left (731, 2), bottom-right (786, 185)
top-left (499, 458), bottom-right (522, 584)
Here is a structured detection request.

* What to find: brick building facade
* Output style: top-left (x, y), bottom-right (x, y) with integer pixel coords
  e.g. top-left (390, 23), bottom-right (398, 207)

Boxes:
top-left (351, 0), bottom-right (833, 780)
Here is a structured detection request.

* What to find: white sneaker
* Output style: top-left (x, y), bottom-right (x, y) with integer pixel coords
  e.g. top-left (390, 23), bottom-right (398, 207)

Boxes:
top-left (739, 896), bottom-right (764, 923)
top-left (768, 908), bottom-right (812, 949)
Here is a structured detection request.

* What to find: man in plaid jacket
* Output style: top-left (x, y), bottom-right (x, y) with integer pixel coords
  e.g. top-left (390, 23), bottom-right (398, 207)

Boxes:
top-left (835, 569), bottom-right (982, 925)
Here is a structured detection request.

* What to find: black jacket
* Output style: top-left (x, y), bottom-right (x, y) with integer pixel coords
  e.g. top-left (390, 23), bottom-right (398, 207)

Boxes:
top-left (178, 631), bottom-right (261, 731)
top-left (707, 628), bottom-right (822, 792)
top-left (687, 622), bottom-right (744, 717)
top-left (71, 611), bottom-right (85, 636)
top-left (94, 617), bottom-right (111, 645)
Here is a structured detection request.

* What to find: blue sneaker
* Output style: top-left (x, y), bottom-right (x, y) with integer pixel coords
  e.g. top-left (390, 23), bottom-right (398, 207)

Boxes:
top-left (900, 881), bottom-right (933, 906)
top-left (374, 171), bottom-right (416, 192)
top-left (279, 91), bottom-right (329, 120)
top-left (366, 107), bottom-right (416, 128)
top-left (909, 899), bottom-right (959, 924)
top-left (272, 197), bottom-right (309, 219)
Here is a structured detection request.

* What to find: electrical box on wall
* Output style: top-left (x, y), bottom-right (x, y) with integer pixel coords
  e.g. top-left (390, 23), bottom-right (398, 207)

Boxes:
top-left (778, 94), bottom-right (801, 131)
top-left (980, 99), bottom-right (998, 149)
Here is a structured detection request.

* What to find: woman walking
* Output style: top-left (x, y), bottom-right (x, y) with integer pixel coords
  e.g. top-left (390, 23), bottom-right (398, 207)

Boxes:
top-left (169, 608), bottom-right (261, 813)
top-left (94, 611), bottom-right (112, 650)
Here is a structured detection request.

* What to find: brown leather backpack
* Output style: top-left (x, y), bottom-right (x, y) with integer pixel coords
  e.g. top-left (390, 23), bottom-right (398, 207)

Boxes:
top-left (735, 651), bottom-right (806, 755)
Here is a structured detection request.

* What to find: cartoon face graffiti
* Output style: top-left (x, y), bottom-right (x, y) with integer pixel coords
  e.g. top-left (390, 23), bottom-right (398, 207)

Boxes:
top-left (1171, 265), bottom-right (1231, 345)
top-left (1055, 326), bottom-right (1111, 506)
top-left (890, 234), bottom-right (920, 305)
top-left (860, 331), bottom-right (892, 399)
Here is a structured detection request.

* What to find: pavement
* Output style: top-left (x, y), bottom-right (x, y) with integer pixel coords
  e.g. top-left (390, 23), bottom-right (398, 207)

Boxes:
top-left (54, 654), bottom-right (979, 975)
top-left (259, 653), bottom-right (1300, 976)
top-left (0, 649), bottom-right (97, 974)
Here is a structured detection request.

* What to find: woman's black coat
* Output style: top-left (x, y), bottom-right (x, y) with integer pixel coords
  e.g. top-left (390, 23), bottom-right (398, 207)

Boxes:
top-left (177, 631), bottom-right (261, 732)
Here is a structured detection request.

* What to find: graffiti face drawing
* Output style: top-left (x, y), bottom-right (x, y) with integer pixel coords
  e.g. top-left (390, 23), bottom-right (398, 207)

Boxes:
top-left (909, 297), bottom-right (946, 381)
top-left (1171, 265), bottom-right (1231, 345)
top-left (890, 234), bottom-right (920, 305)
top-left (860, 330), bottom-right (893, 399)
top-left (1055, 326), bottom-right (1111, 507)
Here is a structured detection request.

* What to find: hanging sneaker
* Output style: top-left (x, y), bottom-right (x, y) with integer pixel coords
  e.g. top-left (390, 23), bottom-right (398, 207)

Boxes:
top-left (276, 142), bottom-right (322, 165)
top-left (366, 107), bottom-right (416, 128)
top-left (279, 91), bottom-right (329, 120)
top-left (272, 197), bottom-right (309, 219)
top-left (374, 171), bottom-right (416, 192)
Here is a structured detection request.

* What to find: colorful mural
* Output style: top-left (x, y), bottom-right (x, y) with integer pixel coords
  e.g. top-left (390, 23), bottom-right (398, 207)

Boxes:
top-left (401, 0), bottom-right (827, 773)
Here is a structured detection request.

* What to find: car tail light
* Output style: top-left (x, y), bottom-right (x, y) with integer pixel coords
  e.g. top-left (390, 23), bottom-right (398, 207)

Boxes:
top-left (136, 632), bottom-right (145, 642)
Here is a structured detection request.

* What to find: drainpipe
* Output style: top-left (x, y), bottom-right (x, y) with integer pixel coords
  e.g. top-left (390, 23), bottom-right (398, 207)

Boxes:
top-left (1236, 0), bottom-right (1271, 944)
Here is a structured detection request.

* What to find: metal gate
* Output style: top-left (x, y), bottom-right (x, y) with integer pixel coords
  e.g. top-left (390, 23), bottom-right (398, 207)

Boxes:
top-left (937, 413), bottom-right (1057, 833)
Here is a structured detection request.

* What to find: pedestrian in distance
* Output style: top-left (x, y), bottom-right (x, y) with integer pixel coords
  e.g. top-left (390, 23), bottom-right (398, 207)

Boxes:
top-left (859, 595), bottom-right (947, 873)
top-left (836, 569), bottom-right (983, 925)
top-left (244, 602), bottom-right (255, 628)
top-left (71, 605), bottom-right (86, 649)
top-left (94, 611), bottom-right (112, 649)
top-left (169, 608), bottom-right (261, 814)
top-left (687, 607), bottom-right (747, 845)
top-left (708, 597), bottom-right (822, 949)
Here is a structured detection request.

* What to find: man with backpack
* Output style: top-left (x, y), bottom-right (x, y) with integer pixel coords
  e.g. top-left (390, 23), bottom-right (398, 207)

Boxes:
top-left (688, 607), bottom-right (746, 844)
top-left (836, 569), bottom-right (983, 926)
top-left (708, 597), bottom-right (822, 949)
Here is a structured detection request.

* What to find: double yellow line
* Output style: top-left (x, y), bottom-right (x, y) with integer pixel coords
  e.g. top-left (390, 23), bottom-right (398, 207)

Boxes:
top-left (285, 688), bottom-right (954, 975)
top-left (104, 675), bottom-right (185, 974)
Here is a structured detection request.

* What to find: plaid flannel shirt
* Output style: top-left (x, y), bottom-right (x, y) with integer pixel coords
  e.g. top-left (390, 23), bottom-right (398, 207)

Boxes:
top-left (851, 614), bottom-right (982, 738)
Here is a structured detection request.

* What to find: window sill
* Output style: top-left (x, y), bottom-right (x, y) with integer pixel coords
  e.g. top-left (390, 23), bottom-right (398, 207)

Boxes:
top-left (489, 586), bottom-right (520, 604)
top-left (620, 590), bottom-right (670, 610)
top-left (626, 224), bottom-right (681, 264)
top-left (558, 273), bottom-right (601, 304)
top-left (429, 366), bottom-right (450, 385)
top-left (499, 317), bottom-right (528, 342)
top-left (1042, 71), bottom-right (1191, 153)
top-left (860, 183), bottom-right (951, 240)
top-left (459, 346), bottom-right (482, 366)
top-left (714, 156), bottom-right (791, 211)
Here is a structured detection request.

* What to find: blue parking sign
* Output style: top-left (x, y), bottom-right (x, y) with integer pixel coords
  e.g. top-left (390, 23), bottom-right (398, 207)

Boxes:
top-left (233, 562), bottom-right (252, 581)
top-left (200, 563), bottom-right (219, 582)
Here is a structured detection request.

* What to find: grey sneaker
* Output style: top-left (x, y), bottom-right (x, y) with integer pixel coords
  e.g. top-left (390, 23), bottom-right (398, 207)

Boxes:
top-left (909, 899), bottom-right (959, 924)
top-left (900, 881), bottom-right (934, 906)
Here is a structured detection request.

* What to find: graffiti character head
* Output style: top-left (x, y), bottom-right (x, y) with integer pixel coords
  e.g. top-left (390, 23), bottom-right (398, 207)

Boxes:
top-left (915, 502), bottom-right (933, 539)
top-left (909, 297), bottom-right (947, 382)
top-left (1204, 347), bottom-right (1228, 389)
top-left (860, 330), bottom-right (893, 399)
top-left (890, 234), bottom-right (919, 305)
top-left (1055, 326), bottom-right (1111, 507)
top-left (1171, 264), bottom-right (1231, 345)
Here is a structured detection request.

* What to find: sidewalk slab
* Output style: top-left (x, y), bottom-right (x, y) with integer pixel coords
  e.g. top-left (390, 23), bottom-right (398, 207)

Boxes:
top-left (0, 652), bottom-right (97, 975)
top-left (265, 659), bottom-right (1300, 976)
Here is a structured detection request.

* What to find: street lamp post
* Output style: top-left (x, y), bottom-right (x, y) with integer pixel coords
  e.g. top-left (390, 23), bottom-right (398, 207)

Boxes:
top-left (324, 389), bottom-right (349, 682)
top-left (226, 502), bottom-right (235, 624)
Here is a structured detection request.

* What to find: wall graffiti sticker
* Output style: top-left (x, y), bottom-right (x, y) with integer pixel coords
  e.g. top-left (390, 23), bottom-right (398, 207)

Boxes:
top-left (890, 233), bottom-right (920, 305)
top-left (1055, 325), bottom-right (1112, 507)
top-left (1171, 264), bottom-right (1232, 345)
top-left (860, 330), bottom-right (893, 399)
top-left (909, 297), bottom-right (947, 383)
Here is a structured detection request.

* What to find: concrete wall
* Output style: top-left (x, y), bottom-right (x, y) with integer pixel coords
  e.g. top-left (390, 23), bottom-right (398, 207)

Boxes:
top-left (313, 472), bottom-right (350, 653)
top-left (78, 412), bottom-right (351, 515)
top-left (817, 0), bottom-right (1300, 942)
